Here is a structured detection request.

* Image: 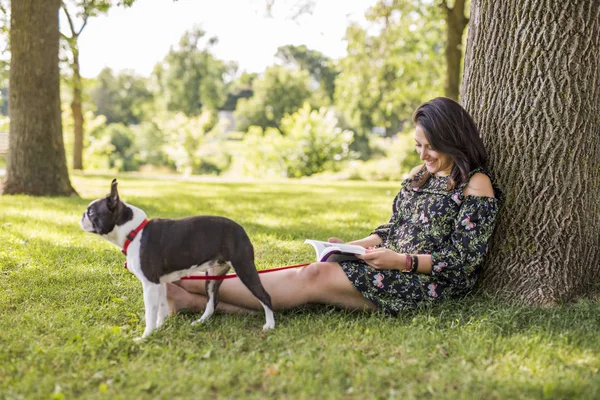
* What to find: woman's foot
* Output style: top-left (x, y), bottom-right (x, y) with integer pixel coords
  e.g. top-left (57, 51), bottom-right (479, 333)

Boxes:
top-left (166, 281), bottom-right (259, 315)
top-left (166, 282), bottom-right (206, 313)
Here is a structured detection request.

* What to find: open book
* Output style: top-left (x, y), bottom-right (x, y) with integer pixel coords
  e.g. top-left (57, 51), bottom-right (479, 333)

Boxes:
top-left (304, 239), bottom-right (366, 262)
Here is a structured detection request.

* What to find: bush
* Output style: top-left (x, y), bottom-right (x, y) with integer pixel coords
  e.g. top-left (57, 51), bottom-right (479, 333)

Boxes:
top-left (235, 126), bottom-right (288, 178)
top-left (104, 123), bottom-right (140, 171)
top-left (234, 66), bottom-right (312, 131)
top-left (160, 110), bottom-right (229, 175)
top-left (238, 104), bottom-right (356, 178)
top-left (131, 122), bottom-right (173, 169)
top-left (278, 104), bottom-right (355, 177)
top-left (340, 129), bottom-right (421, 181)
top-left (84, 121), bottom-right (140, 172)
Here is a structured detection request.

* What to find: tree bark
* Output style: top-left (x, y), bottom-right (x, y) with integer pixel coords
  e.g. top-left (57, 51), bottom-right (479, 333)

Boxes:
top-left (3, 0), bottom-right (77, 196)
top-left (461, 0), bottom-right (600, 304)
top-left (442, 0), bottom-right (468, 100)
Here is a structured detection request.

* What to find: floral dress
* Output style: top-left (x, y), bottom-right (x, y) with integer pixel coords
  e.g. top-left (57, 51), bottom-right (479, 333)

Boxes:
top-left (339, 167), bottom-right (500, 315)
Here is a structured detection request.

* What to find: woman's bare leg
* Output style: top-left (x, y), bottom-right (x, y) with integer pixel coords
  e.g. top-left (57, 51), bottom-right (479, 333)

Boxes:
top-left (168, 262), bottom-right (377, 313)
top-left (166, 282), bottom-right (258, 315)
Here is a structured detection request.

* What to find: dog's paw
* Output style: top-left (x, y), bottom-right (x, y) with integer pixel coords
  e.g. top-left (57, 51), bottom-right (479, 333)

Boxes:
top-left (191, 313), bottom-right (212, 326)
top-left (133, 336), bottom-right (145, 343)
top-left (262, 322), bottom-right (275, 331)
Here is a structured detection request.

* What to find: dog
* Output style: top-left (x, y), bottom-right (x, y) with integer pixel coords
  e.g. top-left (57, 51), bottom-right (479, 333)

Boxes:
top-left (80, 179), bottom-right (274, 339)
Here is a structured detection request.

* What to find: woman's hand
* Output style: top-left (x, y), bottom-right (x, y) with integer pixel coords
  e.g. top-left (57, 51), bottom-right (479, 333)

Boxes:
top-left (328, 237), bottom-right (344, 244)
top-left (356, 248), bottom-right (405, 271)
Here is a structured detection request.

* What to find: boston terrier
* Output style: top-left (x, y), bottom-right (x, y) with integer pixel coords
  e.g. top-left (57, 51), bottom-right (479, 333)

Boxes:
top-left (80, 179), bottom-right (274, 339)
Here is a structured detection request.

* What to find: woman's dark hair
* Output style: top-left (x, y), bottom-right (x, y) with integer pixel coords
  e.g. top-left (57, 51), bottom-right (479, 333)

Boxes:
top-left (411, 97), bottom-right (487, 190)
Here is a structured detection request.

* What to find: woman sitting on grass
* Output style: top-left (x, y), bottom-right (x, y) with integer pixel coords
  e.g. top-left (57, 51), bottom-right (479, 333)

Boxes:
top-left (167, 97), bottom-right (500, 316)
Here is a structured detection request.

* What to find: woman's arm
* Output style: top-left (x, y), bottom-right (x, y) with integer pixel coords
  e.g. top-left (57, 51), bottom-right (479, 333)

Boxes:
top-left (348, 234), bottom-right (383, 248)
top-left (430, 175), bottom-right (498, 283)
top-left (328, 234), bottom-right (383, 248)
top-left (356, 248), bottom-right (433, 274)
top-left (356, 172), bottom-right (496, 274)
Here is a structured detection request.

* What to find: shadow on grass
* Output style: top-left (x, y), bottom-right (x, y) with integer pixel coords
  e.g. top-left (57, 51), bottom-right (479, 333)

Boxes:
top-left (0, 196), bottom-right (380, 255)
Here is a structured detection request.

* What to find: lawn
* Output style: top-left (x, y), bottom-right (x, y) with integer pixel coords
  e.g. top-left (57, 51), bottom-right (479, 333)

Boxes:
top-left (1, 174), bottom-right (599, 399)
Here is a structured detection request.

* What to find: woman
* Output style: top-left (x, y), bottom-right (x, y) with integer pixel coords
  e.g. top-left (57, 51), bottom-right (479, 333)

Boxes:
top-left (167, 97), bottom-right (500, 316)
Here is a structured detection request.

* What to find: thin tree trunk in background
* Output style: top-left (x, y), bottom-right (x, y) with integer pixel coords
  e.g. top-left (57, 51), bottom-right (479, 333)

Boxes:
top-left (71, 43), bottom-right (84, 170)
top-left (443, 0), bottom-right (468, 100)
top-left (3, 0), bottom-right (77, 196)
top-left (461, 0), bottom-right (600, 303)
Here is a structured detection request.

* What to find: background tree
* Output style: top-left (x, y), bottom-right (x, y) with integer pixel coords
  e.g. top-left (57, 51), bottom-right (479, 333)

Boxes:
top-left (234, 65), bottom-right (312, 131)
top-left (3, 0), bottom-right (76, 196)
top-left (264, 0), bottom-right (316, 20)
top-left (440, 0), bottom-right (468, 100)
top-left (60, 0), bottom-right (113, 170)
top-left (275, 44), bottom-right (338, 104)
top-left (154, 28), bottom-right (228, 117)
top-left (268, 0), bottom-right (468, 100)
top-left (461, 0), bottom-right (600, 304)
top-left (90, 68), bottom-right (153, 125)
top-left (335, 1), bottom-right (444, 137)
top-left (222, 71), bottom-right (256, 112)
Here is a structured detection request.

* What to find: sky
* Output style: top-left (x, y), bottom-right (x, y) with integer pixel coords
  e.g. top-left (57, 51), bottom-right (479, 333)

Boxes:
top-left (71, 0), bottom-right (379, 79)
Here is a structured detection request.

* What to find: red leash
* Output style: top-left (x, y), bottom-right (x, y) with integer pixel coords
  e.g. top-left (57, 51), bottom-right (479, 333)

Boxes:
top-left (121, 219), bottom-right (310, 280)
top-left (124, 260), bottom-right (309, 281)
top-left (180, 263), bottom-right (310, 280)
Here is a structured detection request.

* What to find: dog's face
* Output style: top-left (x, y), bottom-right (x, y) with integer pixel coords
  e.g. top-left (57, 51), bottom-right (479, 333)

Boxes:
top-left (80, 179), bottom-right (132, 236)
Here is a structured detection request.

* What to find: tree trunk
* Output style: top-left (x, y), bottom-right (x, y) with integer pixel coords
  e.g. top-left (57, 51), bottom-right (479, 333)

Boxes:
top-left (461, 0), bottom-right (600, 304)
top-left (443, 0), bottom-right (468, 100)
top-left (3, 0), bottom-right (77, 196)
top-left (71, 44), bottom-right (84, 170)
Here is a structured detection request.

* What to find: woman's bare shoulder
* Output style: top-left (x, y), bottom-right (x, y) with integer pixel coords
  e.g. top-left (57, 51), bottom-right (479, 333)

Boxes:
top-left (463, 172), bottom-right (495, 197)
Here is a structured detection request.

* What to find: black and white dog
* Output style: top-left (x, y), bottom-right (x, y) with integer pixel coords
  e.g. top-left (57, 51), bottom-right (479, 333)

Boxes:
top-left (80, 179), bottom-right (274, 339)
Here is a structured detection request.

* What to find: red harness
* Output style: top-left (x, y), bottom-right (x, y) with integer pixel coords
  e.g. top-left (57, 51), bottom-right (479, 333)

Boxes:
top-left (122, 219), bottom-right (149, 255)
top-left (121, 219), bottom-right (309, 280)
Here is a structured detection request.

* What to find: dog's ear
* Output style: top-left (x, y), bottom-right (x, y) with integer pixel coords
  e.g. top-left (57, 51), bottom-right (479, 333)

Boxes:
top-left (108, 179), bottom-right (119, 211)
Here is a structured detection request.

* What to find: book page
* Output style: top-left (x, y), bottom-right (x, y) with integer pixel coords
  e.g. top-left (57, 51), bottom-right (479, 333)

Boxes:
top-left (304, 239), bottom-right (366, 262)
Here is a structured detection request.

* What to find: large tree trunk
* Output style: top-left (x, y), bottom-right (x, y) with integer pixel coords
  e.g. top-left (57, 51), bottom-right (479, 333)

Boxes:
top-left (443, 0), bottom-right (468, 100)
top-left (461, 0), bottom-right (600, 304)
top-left (71, 44), bottom-right (84, 170)
top-left (3, 0), bottom-right (77, 196)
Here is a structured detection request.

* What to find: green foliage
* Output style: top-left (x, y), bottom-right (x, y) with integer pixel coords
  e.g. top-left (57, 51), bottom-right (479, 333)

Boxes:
top-left (103, 123), bottom-right (139, 172)
top-left (343, 130), bottom-right (422, 181)
top-left (238, 104), bottom-right (355, 178)
top-left (89, 68), bottom-right (154, 125)
top-left (234, 66), bottom-right (312, 131)
top-left (62, 108), bottom-right (107, 169)
top-left (335, 0), bottom-right (445, 135)
top-left (278, 104), bottom-right (355, 177)
top-left (222, 72), bottom-right (256, 111)
top-left (1, 177), bottom-right (600, 399)
top-left (0, 1), bottom-right (8, 90)
top-left (80, 122), bottom-right (141, 172)
top-left (235, 127), bottom-right (286, 178)
top-left (0, 114), bottom-right (8, 131)
top-left (275, 44), bottom-right (339, 104)
top-left (157, 111), bottom-right (226, 175)
top-left (131, 122), bottom-right (172, 168)
top-left (154, 27), bottom-right (228, 117)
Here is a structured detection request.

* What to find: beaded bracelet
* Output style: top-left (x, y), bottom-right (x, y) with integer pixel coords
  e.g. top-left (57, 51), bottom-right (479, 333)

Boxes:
top-left (404, 253), bottom-right (412, 272)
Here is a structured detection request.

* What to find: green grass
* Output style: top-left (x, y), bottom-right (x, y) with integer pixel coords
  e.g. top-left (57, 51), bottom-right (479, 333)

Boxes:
top-left (1, 175), bottom-right (599, 399)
